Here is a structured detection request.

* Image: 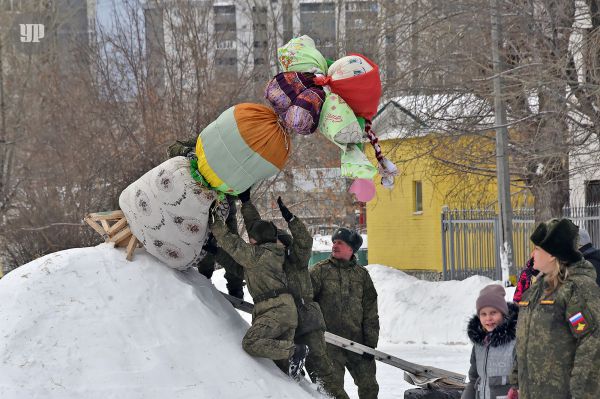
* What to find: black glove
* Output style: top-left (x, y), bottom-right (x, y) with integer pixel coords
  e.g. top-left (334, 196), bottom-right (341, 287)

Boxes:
top-left (362, 352), bottom-right (375, 361)
top-left (277, 196), bottom-right (294, 222)
top-left (238, 187), bottom-right (251, 203)
top-left (202, 234), bottom-right (218, 254)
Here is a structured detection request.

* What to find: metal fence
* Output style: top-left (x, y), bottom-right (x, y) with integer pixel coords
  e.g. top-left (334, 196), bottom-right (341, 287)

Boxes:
top-left (441, 204), bottom-right (600, 280)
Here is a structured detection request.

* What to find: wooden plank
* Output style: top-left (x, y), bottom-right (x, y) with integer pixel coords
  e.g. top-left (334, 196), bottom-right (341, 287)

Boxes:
top-left (84, 217), bottom-right (109, 240)
top-left (87, 210), bottom-right (124, 221)
top-left (116, 237), bottom-right (131, 248)
top-left (323, 332), bottom-right (465, 386)
top-left (125, 235), bottom-right (139, 261)
top-left (110, 227), bottom-right (132, 245)
top-left (101, 220), bottom-right (110, 232)
top-left (106, 217), bottom-right (128, 236)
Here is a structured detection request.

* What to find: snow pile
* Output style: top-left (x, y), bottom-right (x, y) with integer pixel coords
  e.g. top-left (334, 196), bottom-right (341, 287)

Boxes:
top-left (0, 244), bottom-right (319, 399)
top-left (367, 265), bottom-right (515, 345)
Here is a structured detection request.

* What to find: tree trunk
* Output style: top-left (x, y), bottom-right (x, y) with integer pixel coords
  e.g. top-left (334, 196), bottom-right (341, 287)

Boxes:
top-left (531, 174), bottom-right (569, 223)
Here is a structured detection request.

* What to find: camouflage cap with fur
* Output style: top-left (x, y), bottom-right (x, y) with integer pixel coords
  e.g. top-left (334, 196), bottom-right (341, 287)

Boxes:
top-left (332, 227), bottom-right (363, 253)
top-left (530, 218), bottom-right (583, 264)
top-left (248, 220), bottom-right (278, 245)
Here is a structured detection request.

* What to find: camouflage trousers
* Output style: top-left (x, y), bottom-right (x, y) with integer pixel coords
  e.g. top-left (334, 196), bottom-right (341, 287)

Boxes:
top-left (296, 329), bottom-right (350, 399)
top-left (243, 295), bottom-right (297, 361)
top-left (327, 344), bottom-right (379, 399)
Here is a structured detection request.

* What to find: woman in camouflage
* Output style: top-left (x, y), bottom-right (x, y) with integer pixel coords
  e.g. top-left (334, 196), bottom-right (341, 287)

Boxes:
top-left (509, 218), bottom-right (600, 399)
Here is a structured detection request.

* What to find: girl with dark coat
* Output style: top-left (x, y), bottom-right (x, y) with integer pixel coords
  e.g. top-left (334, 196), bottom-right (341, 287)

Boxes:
top-left (461, 285), bottom-right (518, 399)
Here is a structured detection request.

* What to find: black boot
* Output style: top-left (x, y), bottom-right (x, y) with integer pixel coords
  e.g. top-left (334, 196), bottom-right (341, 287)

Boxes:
top-left (288, 344), bottom-right (309, 380)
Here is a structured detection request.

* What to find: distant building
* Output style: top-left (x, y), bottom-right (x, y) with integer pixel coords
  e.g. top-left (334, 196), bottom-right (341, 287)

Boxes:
top-left (143, 0), bottom-right (398, 92)
top-left (0, 0), bottom-right (96, 67)
top-left (143, 0), bottom-right (386, 230)
top-left (366, 97), bottom-right (529, 278)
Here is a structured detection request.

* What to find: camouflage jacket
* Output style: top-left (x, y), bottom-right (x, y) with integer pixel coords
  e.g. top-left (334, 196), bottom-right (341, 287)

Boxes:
top-left (210, 218), bottom-right (287, 300)
top-left (512, 259), bottom-right (600, 399)
top-left (310, 256), bottom-right (379, 348)
top-left (197, 195), bottom-right (244, 281)
top-left (241, 202), bottom-right (313, 302)
top-left (241, 202), bottom-right (325, 336)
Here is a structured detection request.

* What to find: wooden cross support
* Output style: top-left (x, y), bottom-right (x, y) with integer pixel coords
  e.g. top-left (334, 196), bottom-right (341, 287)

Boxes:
top-left (84, 210), bottom-right (140, 261)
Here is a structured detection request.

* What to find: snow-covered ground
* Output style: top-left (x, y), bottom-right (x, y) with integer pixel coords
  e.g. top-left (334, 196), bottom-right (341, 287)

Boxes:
top-left (0, 245), bottom-right (513, 399)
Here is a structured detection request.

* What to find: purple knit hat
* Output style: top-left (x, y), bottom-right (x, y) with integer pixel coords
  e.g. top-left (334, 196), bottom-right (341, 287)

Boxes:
top-left (476, 285), bottom-right (508, 315)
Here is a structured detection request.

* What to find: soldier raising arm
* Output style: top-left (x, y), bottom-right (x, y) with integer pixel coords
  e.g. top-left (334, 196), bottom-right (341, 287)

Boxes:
top-left (208, 209), bottom-right (307, 378)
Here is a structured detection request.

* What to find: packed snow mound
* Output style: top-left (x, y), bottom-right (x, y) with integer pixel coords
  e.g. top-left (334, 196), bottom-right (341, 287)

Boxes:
top-left (0, 244), bottom-right (320, 399)
top-left (366, 264), bottom-right (515, 345)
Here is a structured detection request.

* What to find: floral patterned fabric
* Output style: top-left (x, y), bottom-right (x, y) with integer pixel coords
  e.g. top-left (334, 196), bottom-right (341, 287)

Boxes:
top-left (119, 156), bottom-right (229, 270)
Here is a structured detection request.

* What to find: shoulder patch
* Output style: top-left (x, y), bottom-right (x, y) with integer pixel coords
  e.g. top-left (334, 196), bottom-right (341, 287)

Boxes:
top-left (568, 312), bottom-right (590, 334)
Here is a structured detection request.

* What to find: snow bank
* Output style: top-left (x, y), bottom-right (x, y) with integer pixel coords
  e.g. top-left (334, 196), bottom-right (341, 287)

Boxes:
top-left (0, 244), bottom-right (319, 399)
top-left (367, 264), bottom-right (515, 345)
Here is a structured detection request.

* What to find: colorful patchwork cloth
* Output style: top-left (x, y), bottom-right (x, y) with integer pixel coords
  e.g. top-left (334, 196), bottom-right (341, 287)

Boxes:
top-left (264, 72), bottom-right (326, 135)
top-left (314, 53), bottom-right (382, 120)
top-left (317, 93), bottom-right (364, 147)
top-left (119, 156), bottom-right (229, 270)
top-left (277, 35), bottom-right (328, 75)
top-left (195, 103), bottom-right (291, 194)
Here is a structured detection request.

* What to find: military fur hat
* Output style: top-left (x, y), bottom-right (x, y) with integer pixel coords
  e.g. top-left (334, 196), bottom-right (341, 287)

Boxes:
top-left (248, 220), bottom-right (278, 245)
top-left (332, 227), bottom-right (363, 253)
top-left (530, 218), bottom-right (583, 264)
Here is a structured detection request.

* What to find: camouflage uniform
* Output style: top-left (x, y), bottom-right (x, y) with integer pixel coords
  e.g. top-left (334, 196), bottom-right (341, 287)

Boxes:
top-left (197, 195), bottom-right (244, 296)
top-left (210, 215), bottom-right (297, 362)
top-left (311, 256), bottom-right (380, 399)
top-left (511, 259), bottom-right (600, 399)
top-left (241, 202), bottom-right (350, 399)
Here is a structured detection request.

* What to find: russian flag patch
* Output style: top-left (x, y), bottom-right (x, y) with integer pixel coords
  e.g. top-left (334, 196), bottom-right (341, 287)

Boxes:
top-left (569, 312), bottom-right (588, 333)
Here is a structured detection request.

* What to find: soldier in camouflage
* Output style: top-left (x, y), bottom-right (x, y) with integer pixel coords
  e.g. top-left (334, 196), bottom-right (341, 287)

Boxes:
top-left (197, 195), bottom-right (245, 299)
top-left (311, 227), bottom-right (379, 399)
top-left (166, 138), bottom-right (244, 298)
top-left (208, 198), bottom-right (307, 378)
top-left (509, 218), bottom-right (600, 399)
top-left (239, 192), bottom-right (350, 399)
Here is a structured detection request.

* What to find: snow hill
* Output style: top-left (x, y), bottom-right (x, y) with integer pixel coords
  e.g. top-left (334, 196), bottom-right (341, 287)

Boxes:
top-left (0, 244), bottom-right (320, 399)
top-left (0, 244), bottom-right (512, 398)
top-left (365, 265), bottom-right (515, 345)
top-left (214, 264), bottom-right (514, 346)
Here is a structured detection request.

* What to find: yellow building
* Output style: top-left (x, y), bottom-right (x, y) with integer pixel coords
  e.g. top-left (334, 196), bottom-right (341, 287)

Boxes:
top-left (365, 98), bottom-right (527, 276)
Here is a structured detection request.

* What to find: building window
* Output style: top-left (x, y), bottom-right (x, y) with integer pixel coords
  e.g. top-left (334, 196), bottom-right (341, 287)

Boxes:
top-left (217, 40), bottom-right (235, 49)
top-left (413, 181), bottom-right (423, 213)
top-left (214, 5), bottom-right (235, 15)
top-left (586, 180), bottom-right (600, 205)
